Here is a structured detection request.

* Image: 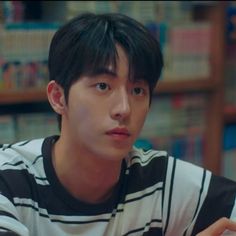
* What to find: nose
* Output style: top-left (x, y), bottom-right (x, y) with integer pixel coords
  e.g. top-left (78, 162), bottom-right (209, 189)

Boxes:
top-left (110, 88), bottom-right (131, 121)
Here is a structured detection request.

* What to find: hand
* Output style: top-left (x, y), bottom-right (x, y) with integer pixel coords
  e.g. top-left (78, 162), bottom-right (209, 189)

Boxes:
top-left (196, 217), bottom-right (236, 236)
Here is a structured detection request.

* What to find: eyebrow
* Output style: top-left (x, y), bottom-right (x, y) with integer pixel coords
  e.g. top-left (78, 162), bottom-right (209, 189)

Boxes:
top-left (87, 67), bottom-right (148, 84)
top-left (89, 67), bottom-right (117, 78)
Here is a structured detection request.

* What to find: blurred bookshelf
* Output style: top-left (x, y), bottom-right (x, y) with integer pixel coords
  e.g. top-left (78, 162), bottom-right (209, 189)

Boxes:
top-left (222, 1), bottom-right (236, 181)
top-left (0, 89), bottom-right (47, 104)
top-left (0, 79), bottom-right (217, 105)
top-left (224, 107), bottom-right (236, 124)
top-left (156, 79), bottom-right (217, 94)
top-left (0, 1), bottom-right (234, 176)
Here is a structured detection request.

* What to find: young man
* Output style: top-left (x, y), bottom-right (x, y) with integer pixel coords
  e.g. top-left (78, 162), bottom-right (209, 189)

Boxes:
top-left (0, 13), bottom-right (236, 236)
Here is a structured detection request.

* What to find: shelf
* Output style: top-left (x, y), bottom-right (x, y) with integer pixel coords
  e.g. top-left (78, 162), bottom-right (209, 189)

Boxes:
top-left (0, 2), bottom-right (227, 175)
top-left (0, 79), bottom-right (218, 105)
top-left (0, 89), bottom-right (47, 105)
top-left (224, 106), bottom-right (236, 123)
top-left (155, 79), bottom-right (217, 94)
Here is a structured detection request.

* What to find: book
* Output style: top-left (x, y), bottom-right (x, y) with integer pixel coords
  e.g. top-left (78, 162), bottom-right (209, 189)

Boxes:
top-left (222, 124), bottom-right (236, 181)
top-left (137, 94), bottom-right (207, 165)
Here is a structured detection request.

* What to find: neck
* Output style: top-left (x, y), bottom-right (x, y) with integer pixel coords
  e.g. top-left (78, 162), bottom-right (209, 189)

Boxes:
top-left (52, 137), bottom-right (123, 204)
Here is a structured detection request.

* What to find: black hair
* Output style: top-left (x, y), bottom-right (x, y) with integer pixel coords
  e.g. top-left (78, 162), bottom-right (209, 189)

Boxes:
top-left (48, 13), bottom-right (163, 129)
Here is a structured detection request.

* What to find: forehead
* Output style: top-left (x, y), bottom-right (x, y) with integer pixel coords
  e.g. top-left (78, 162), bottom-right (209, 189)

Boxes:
top-left (110, 45), bottom-right (129, 78)
top-left (116, 44), bottom-right (128, 65)
top-left (80, 42), bottom-right (151, 85)
top-left (85, 45), bottom-right (129, 79)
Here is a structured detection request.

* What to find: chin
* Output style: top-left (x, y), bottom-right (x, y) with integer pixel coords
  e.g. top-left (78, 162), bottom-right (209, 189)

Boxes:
top-left (105, 146), bottom-right (131, 161)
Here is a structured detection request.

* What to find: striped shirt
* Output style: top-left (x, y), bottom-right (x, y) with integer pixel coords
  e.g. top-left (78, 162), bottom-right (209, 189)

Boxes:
top-left (0, 135), bottom-right (236, 236)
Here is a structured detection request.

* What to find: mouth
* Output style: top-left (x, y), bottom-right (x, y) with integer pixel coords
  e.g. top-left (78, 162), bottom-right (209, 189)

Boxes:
top-left (106, 127), bottom-right (131, 140)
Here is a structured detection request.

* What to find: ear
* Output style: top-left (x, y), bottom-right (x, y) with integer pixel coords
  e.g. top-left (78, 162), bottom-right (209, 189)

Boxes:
top-left (47, 80), bottom-right (67, 115)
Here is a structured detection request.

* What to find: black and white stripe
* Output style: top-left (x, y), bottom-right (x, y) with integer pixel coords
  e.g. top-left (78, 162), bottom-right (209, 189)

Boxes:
top-left (0, 136), bottom-right (236, 236)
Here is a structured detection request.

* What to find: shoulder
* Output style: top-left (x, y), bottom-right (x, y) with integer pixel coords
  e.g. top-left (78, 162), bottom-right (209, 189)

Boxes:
top-left (0, 138), bottom-right (49, 202)
top-left (127, 147), bottom-right (206, 176)
top-left (128, 147), bottom-right (168, 167)
top-left (127, 147), bottom-right (210, 187)
top-left (0, 138), bottom-right (45, 169)
top-left (126, 147), bottom-right (170, 184)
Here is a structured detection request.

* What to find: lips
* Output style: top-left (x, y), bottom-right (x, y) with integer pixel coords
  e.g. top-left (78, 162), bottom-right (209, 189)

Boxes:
top-left (106, 127), bottom-right (130, 137)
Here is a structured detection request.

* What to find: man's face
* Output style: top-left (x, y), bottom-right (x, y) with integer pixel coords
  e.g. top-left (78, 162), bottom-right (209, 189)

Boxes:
top-left (63, 46), bottom-right (150, 161)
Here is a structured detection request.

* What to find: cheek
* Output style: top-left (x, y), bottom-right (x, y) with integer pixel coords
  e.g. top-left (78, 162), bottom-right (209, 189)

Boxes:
top-left (70, 100), bottom-right (102, 129)
top-left (73, 106), bottom-right (92, 126)
top-left (134, 106), bottom-right (149, 127)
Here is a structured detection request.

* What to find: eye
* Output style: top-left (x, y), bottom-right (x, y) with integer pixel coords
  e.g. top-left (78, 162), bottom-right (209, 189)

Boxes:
top-left (95, 83), bottom-right (110, 92)
top-left (132, 87), bottom-right (145, 96)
